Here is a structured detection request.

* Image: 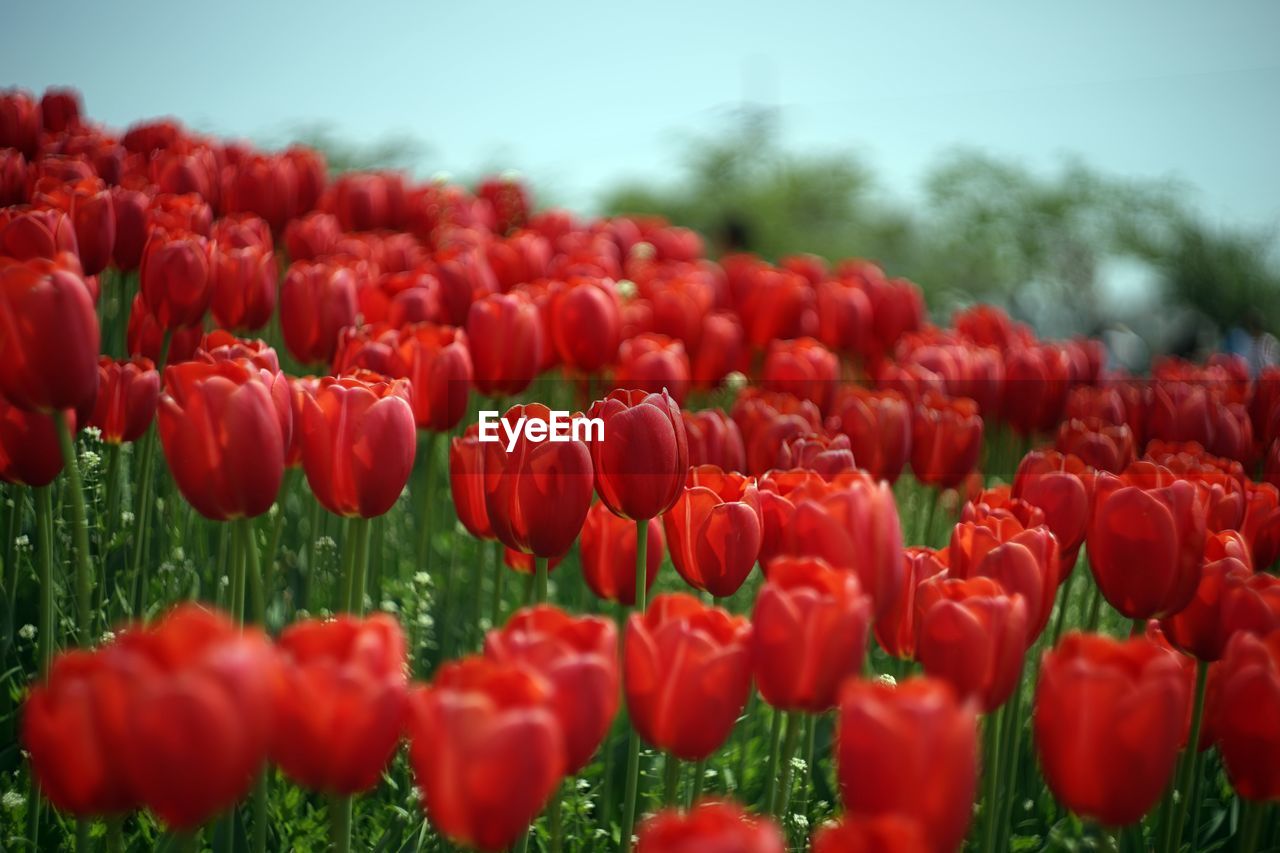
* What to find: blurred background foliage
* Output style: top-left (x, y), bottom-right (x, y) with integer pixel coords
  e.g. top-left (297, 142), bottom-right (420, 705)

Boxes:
top-left (297, 106), bottom-right (1280, 355)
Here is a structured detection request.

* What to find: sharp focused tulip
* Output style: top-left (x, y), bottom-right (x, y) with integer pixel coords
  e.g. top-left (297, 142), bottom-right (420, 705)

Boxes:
top-left (662, 465), bottom-right (763, 598)
top-left (1206, 629), bottom-right (1280, 801)
top-left (0, 256), bottom-right (100, 414)
top-left (484, 605), bottom-right (619, 772)
top-left (911, 392), bottom-right (983, 489)
top-left (588, 388), bottom-right (689, 521)
top-left (467, 290), bottom-right (543, 397)
top-left (914, 576), bottom-right (1028, 711)
top-left (139, 230), bottom-right (213, 329)
top-left (1087, 462), bottom-right (1207, 619)
top-left (752, 556), bottom-right (871, 712)
top-left (281, 260), bottom-right (359, 366)
top-left (580, 500), bottom-right (665, 605)
top-left (482, 403), bottom-right (594, 558)
top-left (625, 593), bottom-right (752, 761)
top-left (811, 815), bottom-right (929, 853)
top-left (407, 657), bottom-right (565, 852)
top-left (635, 800), bottom-right (785, 853)
top-left (300, 372), bottom-right (416, 518)
top-left (158, 359), bottom-right (290, 521)
top-left (89, 355), bottom-right (159, 443)
top-left (837, 677), bottom-right (978, 853)
top-left (1034, 632), bottom-right (1190, 826)
top-left (272, 614), bottom-right (408, 794)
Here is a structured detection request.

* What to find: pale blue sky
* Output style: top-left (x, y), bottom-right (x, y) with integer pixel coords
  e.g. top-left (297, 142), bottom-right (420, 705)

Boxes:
top-left (4, 0), bottom-right (1279, 227)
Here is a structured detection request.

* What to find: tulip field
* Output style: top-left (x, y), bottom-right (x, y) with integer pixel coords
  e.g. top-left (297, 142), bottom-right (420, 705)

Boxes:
top-left (3, 87), bottom-right (1280, 853)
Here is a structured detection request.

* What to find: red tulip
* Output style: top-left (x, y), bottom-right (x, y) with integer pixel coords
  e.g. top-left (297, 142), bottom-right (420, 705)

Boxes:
top-left (873, 547), bottom-right (948, 660)
top-left (158, 359), bottom-right (289, 521)
top-left (197, 331), bottom-right (280, 372)
top-left (22, 648), bottom-right (138, 817)
top-left (484, 605), bottom-right (619, 772)
top-left (914, 576), bottom-right (1028, 711)
top-left (107, 605), bottom-right (274, 829)
top-left (109, 187), bottom-right (150, 271)
top-left (732, 388), bottom-right (823, 476)
top-left (1207, 629), bottom-right (1280, 801)
top-left (683, 408), bottom-right (746, 473)
top-left (837, 677), bottom-right (978, 853)
top-left (0, 89), bottom-right (40, 157)
top-left (774, 432), bottom-right (856, 478)
top-left (815, 279), bottom-right (872, 355)
top-left (0, 256), bottom-right (100, 414)
top-left (1002, 344), bottom-right (1069, 435)
top-left (1242, 482), bottom-right (1280, 570)
top-left (397, 323), bottom-right (473, 431)
top-left (615, 332), bottom-right (691, 406)
top-left (690, 311), bottom-right (745, 391)
top-left (0, 396), bottom-right (69, 486)
top-left (89, 355), bottom-right (159, 444)
top-left (548, 276), bottom-right (621, 373)
top-left (1087, 462), bottom-right (1207, 619)
top-left (126, 293), bottom-right (202, 366)
top-left (467, 290), bottom-right (543, 397)
top-left (1034, 632), bottom-right (1190, 826)
top-left (663, 465), bottom-right (763, 597)
top-left (636, 800), bottom-right (784, 853)
top-left (479, 403), bottom-right (595, 558)
top-left (450, 424), bottom-right (493, 540)
top-left (778, 471), bottom-right (904, 620)
top-left (0, 149), bottom-right (26, 208)
top-left (1012, 450), bottom-right (1093, 570)
top-left (811, 815), bottom-right (929, 853)
top-left (625, 593), bottom-right (752, 760)
top-left (948, 516), bottom-right (1060, 640)
top-left (752, 556), bottom-right (871, 712)
top-left (281, 260), bottom-right (359, 366)
top-left (0, 207), bottom-right (78, 262)
top-left (1162, 535), bottom-right (1280, 662)
top-left (1147, 381), bottom-right (1214, 449)
top-left (139, 230), bottom-right (213, 329)
top-left (284, 211), bottom-right (341, 261)
top-left (737, 267), bottom-right (812, 350)
top-left (407, 657), bottom-right (564, 852)
top-left (762, 336), bottom-right (838, 414)
top-left (911, 393), bottom-right (983, 489)
top-left (580, 500), bottom-right (665, 605)
top-left (35, 177), bottom-right (116, 276)
top-left (1144, 441), bottom-right (1248, 533)
top-left (211, 243), bottom-right (277, 331)
top-left (588, 388), bottom-right (689, 521)
top-left (272, 614), bottom-right (408, 794)
top-left (300, 372), bottom-right (416, 518)
top-left (832, 386), bottom-right (911, 484)
top-left (1055, 417), bottom-right (1135, 473)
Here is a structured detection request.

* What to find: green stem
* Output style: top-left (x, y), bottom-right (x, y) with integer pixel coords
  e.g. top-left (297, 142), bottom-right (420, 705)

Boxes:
top-left (35, 486), bottom-right (55, 674)
top-left (996, 680), bottom-right (1027, 850)
top-left (229, 521), bottom-right (246, 624)
top-left (330, 793), bottom-right (352, 853)
top-left (53, 410), bottom-right (94, 645)
top-left (105, 816), bottom-right (124, 853)
top-left (252, 771), bottom-right (268, 853)
top-left (128, 425), bottom-right (158, 616)
top-left (241, 517), bottom-right (265, 623)
top-left (761, 707), bottom-right (785, 813)
top-left (688, 758), bottom-right (707, 807)
top-left (490, 539), bottom-right (505, 628)
top-left (620, 518), bottom-right (652, 853)
top-left (549, 780), bottom-right (564, 853)
top-left (663, 752), bottom-right (682, 806)
top-left (415, 432), bottom-right (439, 571)
top-left (304, 493), bottom-right (322, 610)
top-left (1238, 799), bottom-right (1266, 852)
top-left (75, 817), bottom-right (90, 851)
top-left (351, 517), bottom-right (371, 617)
top-left (1169, 661), bottom-right (1210, 850)
top-left (1049, 565), bottom-right (1078, 647)
top-left (534, 556), bottom-right (548, 604)
top-left (980, 708), bottom-right (1005, 853)
top-left (1085, 582), bottom-right (1104, 633)
top-left (772, 711), bottom-right (802, 818)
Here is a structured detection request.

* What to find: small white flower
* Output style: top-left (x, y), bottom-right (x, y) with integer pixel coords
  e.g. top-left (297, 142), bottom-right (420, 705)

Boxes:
top-left (268, 503), bottom-right (280, 519)
top-left (80, 450), bottom-right (101, 471)
top-left (171, 547), bottom-right (185, 561)
top-left (219, 575), bottom-right (230, 588)
top-left (100, 630), bottom-right (116, 644)
top-left (2, 791), bottom-right (26, 810)
top-left (790, 814), bottom-right (809, 831)
top-left (380, 600), bottom-right (399, 613)
top-left (18, 624), bottom-right (36, 640)
top-left (790, 756), bottom-right (807, 774)
top-left (154, 497), bottom-right (165, 512)
top-left (317, 536), bottom-right (337, 552)
top-left (14, 534), bottom-right (30, 552)
top-left (296, 609), bottom-right (311, 620)
top-left (615, 279), bottom-right (638, 299)
top-left (876, 673), bottom-right (897, 688)
top-left (575, 778), bottom-right (590, 791)
top-left (82, 426), bottom-right (102, 441)
top-left (408, 785), bottom-right (422, 801)
top-left (413, 571), bottom-right (432, 587)
top-left (725, 371), bottom-right (748, 392)
top-left (417, 613), bottom-right (434, 628)
top-left (120, 511), bottom-right (135, 526)
top-left (629, 242), bottom-right (655, 262)
top-left (158, 562), bottom-right (175, 574)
